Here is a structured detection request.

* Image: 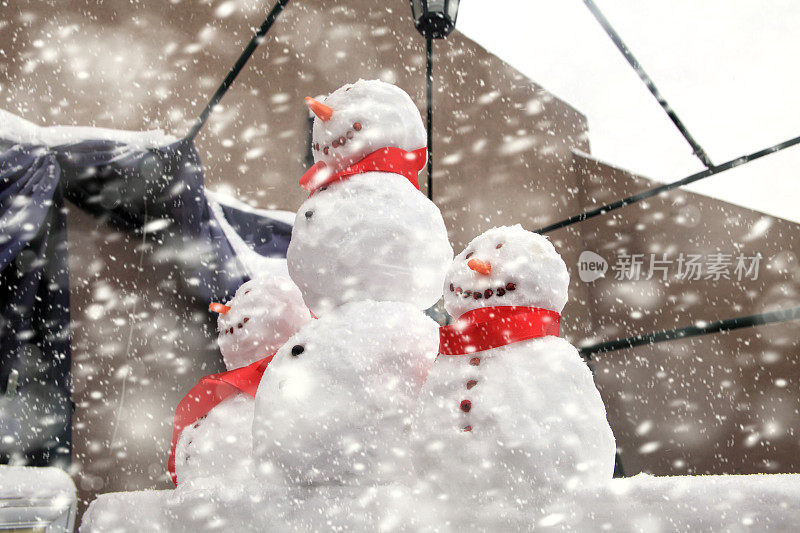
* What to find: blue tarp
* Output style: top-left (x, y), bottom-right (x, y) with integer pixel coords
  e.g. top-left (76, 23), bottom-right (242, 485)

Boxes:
top-left (0, 135), bottom-right (292, 466)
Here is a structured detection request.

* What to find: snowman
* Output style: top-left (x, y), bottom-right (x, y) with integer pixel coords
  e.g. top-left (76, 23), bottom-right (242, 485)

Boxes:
top-left (287, 79), bottom-right (452, 316)
top-left (252, 80), bottom-right (452, 493)
top-left (170, 275), bottom-right (310, 487)
top-left (414, 225), bottom-right (616, 516)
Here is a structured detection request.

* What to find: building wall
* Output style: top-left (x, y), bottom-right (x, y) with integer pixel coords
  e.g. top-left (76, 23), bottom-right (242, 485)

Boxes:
top-left (571, 151), bottom-right (800, 476)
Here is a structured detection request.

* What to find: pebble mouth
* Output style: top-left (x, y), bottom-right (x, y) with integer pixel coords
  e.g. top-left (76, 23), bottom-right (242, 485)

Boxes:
top-left (449, 282), bottom-right (517, 300)
top-left (221, 316), bottom-right (250, 335)
top-left (313, 122), bottom-right (363, 155)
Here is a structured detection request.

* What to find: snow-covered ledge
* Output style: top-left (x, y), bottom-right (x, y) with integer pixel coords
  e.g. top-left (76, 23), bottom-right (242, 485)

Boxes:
top-left (0, 108), bottom-right (175, 149)
top-left (0, 465), bottom-right (76, 532)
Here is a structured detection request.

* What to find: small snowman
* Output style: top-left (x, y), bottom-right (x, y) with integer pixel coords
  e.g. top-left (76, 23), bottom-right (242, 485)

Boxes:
top-left (253, 80), bottom-right (452, 493)
top-left (288, 79), bottom-right (452, 316)
top-left (414, 225), bottom-right (616, 514)
top-left (170, 275), bottom-right (310, 486)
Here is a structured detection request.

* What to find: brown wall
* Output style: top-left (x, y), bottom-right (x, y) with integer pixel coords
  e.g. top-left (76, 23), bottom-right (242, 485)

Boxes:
top-left (3, 0), bottom-right (799, 519)
top-left (571, 151), bottom-right (800, 476)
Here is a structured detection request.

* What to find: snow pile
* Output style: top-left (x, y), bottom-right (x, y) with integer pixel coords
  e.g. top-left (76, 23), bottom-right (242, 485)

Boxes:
top-left (0, 466), bottom-right (76, 532)
top-left (0, 108), bottom-right (174, 148)
top-left (81, 472), bottom-right (800, 531)
top-left (0, 465), bottom-right (75, 501)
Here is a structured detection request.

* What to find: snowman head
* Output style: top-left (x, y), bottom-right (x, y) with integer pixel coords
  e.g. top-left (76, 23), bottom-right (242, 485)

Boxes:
top-left (443, 225), bottom-right (569, 319)
top-left (213, 275), bottom-right (310, 370)
top-left (306, 79), bottom-right (426, 172)
top-left (252, 301), bottom-right (435, 486)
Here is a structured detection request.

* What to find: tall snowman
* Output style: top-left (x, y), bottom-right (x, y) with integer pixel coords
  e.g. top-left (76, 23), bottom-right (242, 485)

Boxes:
top-left (414, 225), bottom-right (616, 521)
top-left (286, 79), bottom-right (452, 316)
top-left (252, 80), bottom-right (453, 503)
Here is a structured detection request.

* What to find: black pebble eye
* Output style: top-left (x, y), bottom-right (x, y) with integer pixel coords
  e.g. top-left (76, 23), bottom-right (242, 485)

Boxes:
top-left (465, 252), bottom-right (474, 259)
top-left (291, 345), bottom-right (305, 357)
top-left (320, 187), bottom-right (327, 191)
top-left (496, 243), bottom-right (503, 249)
top-left (305, 210), bottom-right (314, 219)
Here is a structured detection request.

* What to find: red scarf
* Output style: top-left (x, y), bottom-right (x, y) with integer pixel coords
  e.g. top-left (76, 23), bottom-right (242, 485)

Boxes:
top-left (439, 306), bottom-right (561, 356)
top-left (299, 147), bottom-right (427, 193)
top-left (167, 355), bottom-right (273, 486)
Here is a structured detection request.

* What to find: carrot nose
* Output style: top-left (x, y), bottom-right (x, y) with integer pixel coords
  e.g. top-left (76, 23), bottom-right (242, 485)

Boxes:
top-left (209, 302), bottom-right (231, 314)
top-left (305, 96), bottom-right (333, 122)
top-left (467, 258), bottom-right (492, 275)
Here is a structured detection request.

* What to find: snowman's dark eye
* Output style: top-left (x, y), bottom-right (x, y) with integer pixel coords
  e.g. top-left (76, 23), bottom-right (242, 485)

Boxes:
top-left (320, 187), bottom-right (327, 191)
top-left (465, 252), bottom-right (474, 259)
top-left (291, 345), bottom-right (305, 357)
top-left (305, 210), bottom-right (314, 220)
top-left (496, 243), bottom-right (503, 249)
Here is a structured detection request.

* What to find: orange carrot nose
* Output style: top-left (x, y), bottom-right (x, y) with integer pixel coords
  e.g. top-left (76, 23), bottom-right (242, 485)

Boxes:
top-left (209, 302), bottom-right (231, 314)
top-left (467, 258), bottom-right (492, 275)
top-left (305, 96), bottom-right (333, 122)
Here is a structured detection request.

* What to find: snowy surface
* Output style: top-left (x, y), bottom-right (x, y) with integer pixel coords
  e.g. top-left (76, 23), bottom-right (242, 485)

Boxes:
top-left (457, 0), bottom-right (800, 224)
top-left (252, 300), bottom-right (440, 487)
top-left (215, 275), bottom-right (310, 370)
top-left (205, 190), bottom-right (293, 280)
top-left (443, 225), bottom-right (570, 319)
top-left (0, 465), bottom-right (75, 500)
top-left (287, 172), bottom-right (452, 315)
top-left (205, 188), bottom-right (296, 227)
top-left (309, 79), bottom-right (426, 173)
top-left (0, 108), bottom-right (174, 148)
top-left (81, 472), bottom-right (800, 531)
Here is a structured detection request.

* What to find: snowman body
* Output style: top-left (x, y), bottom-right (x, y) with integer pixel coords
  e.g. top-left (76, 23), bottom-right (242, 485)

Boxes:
top-left (174, 393), bottom-right (255, 486)
top-left (253, 300), bottom-right (439, 487)
top-left (415, 225), bottom-right (616, 507)
top-left (417, 336), bottom-right (615, 499)
top-left (287, 172), bottom-right (451, 316)
top-left (174, 275), bottom-right (309, 486)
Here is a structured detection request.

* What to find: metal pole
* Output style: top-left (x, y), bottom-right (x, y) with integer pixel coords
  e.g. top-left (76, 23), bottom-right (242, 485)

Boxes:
top-left (426, 35), bottom-right (434, 200)
top-left (583, 0), bottom-right (713, 168)
top-left (184, 0), bottom-right (291, 144)
top-left (536, 132), bottom-right (800, 234)
top-left (580, 306), bottom-right (800, 359)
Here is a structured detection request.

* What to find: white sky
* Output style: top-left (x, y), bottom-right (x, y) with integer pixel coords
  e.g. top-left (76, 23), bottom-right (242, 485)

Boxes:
top-left (458, 0), bottom-right (800, 224)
